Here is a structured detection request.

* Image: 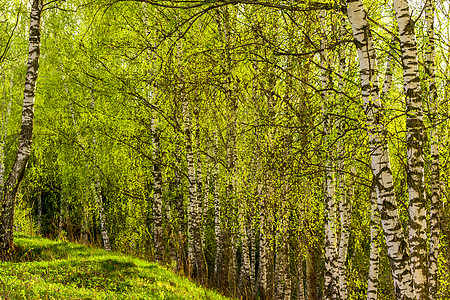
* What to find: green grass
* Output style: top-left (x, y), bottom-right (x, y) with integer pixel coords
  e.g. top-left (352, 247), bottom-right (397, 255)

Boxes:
top-left (0, 234), bottom-right (230, 300)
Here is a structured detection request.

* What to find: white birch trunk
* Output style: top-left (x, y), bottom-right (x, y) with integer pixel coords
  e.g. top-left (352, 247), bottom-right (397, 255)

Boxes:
top-left (366, 48), bottom-right (394, 300)
top-left (182, 91), bottom-right (205, 280)
top-left (213, 131), bottom-right (225, 287)
top-left (319, 11), bottom-right (339, 299)
top-left (89, 98), bottom-right (111, 251)
top-left (201, 147), bottom-right (209, 245)
top-left (143, 8), bottom-right (164, 263)
top-left (0, 0), bottom-right (43, 249)
top-left (92, 176), bottom-right (111, 251)
top-left (178, 42), bottom-right (206, 281)
top-left (346, 1), bottom-right (414, 298)
top-left (249, 209), bottom-right (257, 297)
top-left (367, 184), bottom-right (381, 300)
top-left (259, 191), bottom-right (269, 299)
top-left (274, 223), bottom-right (286, 300)
top-left (238, 197), bottom-right (252, 298)
top-left (392, 1), bottom-right (428, 297)
top-left (151, 116), bottom-right (164, 262)
top-left (425, 1), bottom-right (440, 298)
top-left (337, 20), bottom-right (350, 300)
top-left (174, 136), bottom-right (186, 273)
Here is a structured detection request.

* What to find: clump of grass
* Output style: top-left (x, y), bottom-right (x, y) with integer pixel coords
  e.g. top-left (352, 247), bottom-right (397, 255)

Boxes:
top-left (0, 233), bottom-right (230, 299)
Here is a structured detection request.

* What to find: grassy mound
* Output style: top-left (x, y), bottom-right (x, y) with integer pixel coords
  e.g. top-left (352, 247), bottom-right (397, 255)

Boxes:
top-left (0, 234), bottom-right (229, 300)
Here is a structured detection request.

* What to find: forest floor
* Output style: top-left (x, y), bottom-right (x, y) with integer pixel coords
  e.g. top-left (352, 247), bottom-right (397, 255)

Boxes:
top-left (0, 233), bottom-right (230, 299)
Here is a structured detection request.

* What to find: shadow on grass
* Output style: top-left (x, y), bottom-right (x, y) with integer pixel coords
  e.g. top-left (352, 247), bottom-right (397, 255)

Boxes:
top-left (3, 236), bottom-right (102, 262)
top-left (29, 257), bottom-right (145, 293)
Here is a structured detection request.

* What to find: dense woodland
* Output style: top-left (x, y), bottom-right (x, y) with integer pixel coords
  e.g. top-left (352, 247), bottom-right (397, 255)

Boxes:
top-left (0, 0), bottom-right (449, 299)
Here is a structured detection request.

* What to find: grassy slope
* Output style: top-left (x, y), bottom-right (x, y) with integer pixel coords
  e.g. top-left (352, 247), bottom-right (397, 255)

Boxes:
top-left (0, 234), bottom-right (230, 300)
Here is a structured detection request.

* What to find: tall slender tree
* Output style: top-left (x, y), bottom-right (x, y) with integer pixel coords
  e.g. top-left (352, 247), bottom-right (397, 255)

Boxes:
top-left (346, 0), bottom-right (414, 298)
top-left (0, 0), bottom-right (43, 250)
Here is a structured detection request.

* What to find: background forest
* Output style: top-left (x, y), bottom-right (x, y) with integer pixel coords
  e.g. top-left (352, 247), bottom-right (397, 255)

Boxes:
top-left (0, 0), bottom-right (449, 299)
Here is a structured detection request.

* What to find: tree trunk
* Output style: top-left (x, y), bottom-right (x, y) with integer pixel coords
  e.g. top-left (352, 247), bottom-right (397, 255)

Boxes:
top-left (179, 46), bottom-right (206, 281)
top-left (143, 2), bottom-right (164, 263)
top-left (392, 1), bottom-right (428, 298)
top-left (366, 45), bottom-right (394, 300)
top-left (319, 11), bottom-right (339, 299)
top-left (346, 0), bottom-right (414, 298)
top-left (151, 116), bottom-right (164, 262)
top-left (367, 183), bottom-right (381, 300)
top-left (239, 200), bottom-right (252, 299)
top-left (274, 222), bottom-right (286, 300)
top-left (92, 176), bottom-right (111, 251)
top-left (258, 191), bottom-right (269, 299)
top-left (0, 0), bottom-right (43, 250)
top-left (298, 259), bottom-right (305, 300)
top-left (337, 21), bottom-right (350, 300)
top-left (174, 136), bottom-right (186, 273)
top-left (306, 248), bottom-right (317, 300)
top-left (425, 1), bottom-right (440, 298)
top-left (213, 130), bottom-right (228, 289)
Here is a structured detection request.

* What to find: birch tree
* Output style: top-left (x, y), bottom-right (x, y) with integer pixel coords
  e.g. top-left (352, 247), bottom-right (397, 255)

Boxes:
top-left (346, 0), bottom-right (414, 298)
top-left (320, 10), bottom-right (339, 299)
top-left (425, 1), bottom-right (440, 298)
top-left (0, 0), bottom-right (43, 250)
top-left (367, 182), bottom-right (381, 300)
top-left (392, 1), bottom-right (428, 297)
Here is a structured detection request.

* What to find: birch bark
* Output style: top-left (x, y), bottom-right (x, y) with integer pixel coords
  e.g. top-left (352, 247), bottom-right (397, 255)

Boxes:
top-left (258, 190), bottom-right (269, 300)
top-left (298, 260), bottom-right (305, 300)
top-left (143, 8), bottom-right (164, 263)
top-left (392, 1), bottom-right (428, 297)
top-left (346, 0), bottom-right (414, 298)
top-left (92, 174), bottom-right (111, 251)
top-left (0, 0), bottom-right (42, 250)
top-left (319, 11), bottom-right (339, 299)
top-left (274, 218), bottom-right (287, 300)
top-left (151, 116), bottom-right (164, 262)
top-left (238, 188), bottom-right (251, 299)
top-left (213, 131), bottom-right (227, 288)
top-left (337, 20), bottom-right (350, 300)
top-left (179, 41), bottom-right (206, 281)
top-left (367, 183), bottom-right (381, 300)
top-left (425, 1), bottom-right (440, 298)
top-left (366, 46), bottom-right (394, 300)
